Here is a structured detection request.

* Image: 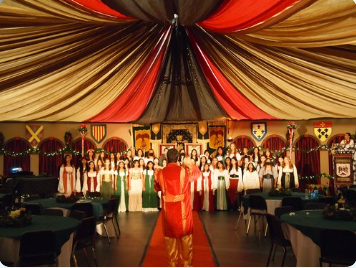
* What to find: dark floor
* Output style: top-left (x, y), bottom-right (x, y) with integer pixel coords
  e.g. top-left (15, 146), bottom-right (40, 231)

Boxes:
top-left (75, 211), bottom-right (296, 267)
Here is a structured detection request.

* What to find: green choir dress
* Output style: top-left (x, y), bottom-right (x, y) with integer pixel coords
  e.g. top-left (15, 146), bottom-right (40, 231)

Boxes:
top-left (100, 170), bottom-right (114, 199)
top-left (116, 170), bottom-right (129, 212)
top-left (142, 169), bottom-right (158, 212)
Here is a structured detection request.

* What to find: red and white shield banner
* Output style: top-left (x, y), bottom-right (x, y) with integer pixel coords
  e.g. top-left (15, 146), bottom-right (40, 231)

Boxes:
top-left (91, 124), bottom-right (107, 143)
top-left (25, 125), bottom-right (44, 148)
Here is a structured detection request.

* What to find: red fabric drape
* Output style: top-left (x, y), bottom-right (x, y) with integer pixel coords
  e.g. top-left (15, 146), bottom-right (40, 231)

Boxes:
top-left (328, 134), bottom-right (344, 176)
top-left (295, 136), bottom-right (320, 177)
top-left (3, 139), bottom-right (30, 177)
top-left (72, 139), bottom-right (96, 167)
top-left (39, 139), bottom-right (63, 177)
top-left (103, 139), bottom-right (127, 153)
top-left (233, 137), bottom-right (255, 151)
top-left (198, 0), bottom-right (300, 33)
top-left (88, 26), bottom-right (171, 122)
top-left (263, 136), bottom-right (286, 153)
top-left (187, 28), bottom-right (275, 120)
top-left (65, 0), bottom-right (134, 20)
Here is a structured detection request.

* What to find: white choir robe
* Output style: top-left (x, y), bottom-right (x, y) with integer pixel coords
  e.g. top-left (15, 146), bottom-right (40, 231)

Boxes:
top-left (58, 166), bottom-right (76, 195)
top-left (190, 174), bottom-right (202, 208)
top-left (238, 170), bottom-right (260, 193)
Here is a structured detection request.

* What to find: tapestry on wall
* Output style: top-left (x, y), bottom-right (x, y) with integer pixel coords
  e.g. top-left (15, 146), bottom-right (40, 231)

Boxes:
top-left (91, 124), bottom-right (107, 144)
top-left (163, 124), bottom-right (197, 152)
top-left (251, 122), bottom-right (267, 142)
top-left (151, 124), bottom-right (162, 140)
top-left (314, 121), bottom-right (332, 142)
top-left (208, 126), bottom-right (225, 151)
top-left (133, 126), bottom-right (151, 152)
top-left (25, 125), bottom-right (43, 148)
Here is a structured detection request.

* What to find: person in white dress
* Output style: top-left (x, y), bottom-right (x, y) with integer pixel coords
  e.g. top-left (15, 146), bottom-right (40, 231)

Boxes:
top-left (133, 149), bottom-right (144, 161)
top-left (213, 161), bottom-right (230, 210)
top-left (228, 157), bottom-right (242, 209)
top-left (83, 161), bottom-right (100, 194)
top-left (238, 162), bottom-right (260, 194)
top-left (277, 157), bottom-right (299, 189)
top-left (58, 155), bottom-right (76, 196)
top-left (199, 156), bottom-right (207, 171)
top-left (190, 160), bottom-right (202, 211)
top-left (202, 164), bottom-right (214, 211)
top-left (116, 161), bottom-right (128, 212)
top-left (128, 160), bottom-right (145, 212)
top-left (226, 143), bottom-right (242, 161)
top-left (75, 157), bottom-right (88, 195)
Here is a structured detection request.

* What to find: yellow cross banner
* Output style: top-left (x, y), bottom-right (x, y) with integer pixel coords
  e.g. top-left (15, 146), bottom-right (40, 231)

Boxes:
top-left (26, 125), bottom-right (44, 147)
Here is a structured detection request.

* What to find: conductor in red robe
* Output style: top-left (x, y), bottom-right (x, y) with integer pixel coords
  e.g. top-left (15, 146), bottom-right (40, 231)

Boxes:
top-left (154, 148), bottom-right (200, 267)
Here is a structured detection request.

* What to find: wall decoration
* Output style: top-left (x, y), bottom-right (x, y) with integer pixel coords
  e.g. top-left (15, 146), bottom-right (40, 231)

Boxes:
top-left (286, 121), bottom-right (297, 156)
top-left (78, 124), bottom-right (88, 157)
top-left (185, 143), bottom-right (203, 157)
top-left (64, 131), bottom-right (72, 147)
top-left (133, 126), bottom-right (151, 152)
top-left (163, 124), bottom-right (197, 152)
top-left (333, 153), bottom-right (354, 186)
top-left (25, 125), bottom-right (43, 148)
top-left (197, 122), bottom-right (208, 140)
top-left (208, 126), bottom-right (225, 150)
top-left (91, 124), bottom-right (106, 144)
top-left (251, 122), bottom-right (267, 142)
top-left (151, 123), bottom-right (162, 140)
top-left (159, 144), bottom-right (176, 155)
top-left (314, 121), bottom-right (332, 142)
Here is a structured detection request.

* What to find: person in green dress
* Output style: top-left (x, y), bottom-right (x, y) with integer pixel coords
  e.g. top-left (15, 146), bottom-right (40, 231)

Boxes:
top-left (100, 159), bottom-right (114, 199)
top-left (115, 161), bottom-right (128, 212)
top-left (142, 161), bottom-right (158, 212)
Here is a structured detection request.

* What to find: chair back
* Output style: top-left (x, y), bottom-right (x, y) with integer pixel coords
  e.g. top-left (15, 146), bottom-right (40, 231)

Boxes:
top-left (305, 202), bottom-right (327, 210)
top-left (71, 202), bottom-right (93, 218)
top-left (246, 189), bottom-right (261, 195)
top-left (43, 208), bottom-right (64, 216)
top-left (19, 230), bottom-right (57, 262)
top-left (249, 195), bottom-right (267, 210)
top-left (281, 197), bottom-right (303, 211)
top-left (22, 203), bottom-right (43, 215)
top-left (87, 192), bottom-right (101, 198)
top-left (274, 206), bottom-right (294, 219)
top-left (69, 210), bottom-right (86, 221)
top-left (346, 190), bottom-right (356, 206)
top-left (320, 229), bottom-right (356, 263)
top-left (106, 198), bottom-right (117, 215)
top-left (74, 216), bottom-right (96, 242)
top-left (266, 214), bottom-right (290, 246)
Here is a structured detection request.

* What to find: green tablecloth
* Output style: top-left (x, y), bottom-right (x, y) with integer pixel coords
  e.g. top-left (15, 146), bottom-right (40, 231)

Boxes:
top-left (0, 215), bottom-right (80, 254)
top-left (25, 198), bottom-right (108, 219)
top-left (281, 211), bottom-right (356, 247)
top-left (242, 192), bottom-right (321, 214)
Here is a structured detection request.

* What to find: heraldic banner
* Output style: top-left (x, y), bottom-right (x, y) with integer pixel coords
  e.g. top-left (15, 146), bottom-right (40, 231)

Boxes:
top-left (133, 126), bottom-right (151, 153)
top-left (25, 125), bottom-right (43, 148)
top-left (91, 124), bottom-right (107, 144)
top-left (314, 121), bottom-right (332, 142)
top-left (251, 122), bottom-right (267, 142)
top-left (208, 126), bottom-right (225, 151)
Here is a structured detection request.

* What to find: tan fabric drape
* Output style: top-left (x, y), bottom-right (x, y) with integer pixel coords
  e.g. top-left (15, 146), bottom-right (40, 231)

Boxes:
top-left (192, 26), bottom-right (356, 119)
top-left (236, 0), bottom-right (356, 47)
top-left (0, 1), bottom-right (165, 121)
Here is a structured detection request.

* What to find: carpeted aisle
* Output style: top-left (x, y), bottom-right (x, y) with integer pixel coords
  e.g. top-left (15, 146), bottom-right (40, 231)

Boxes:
top-left (142, 212), bottom-right (215, 267)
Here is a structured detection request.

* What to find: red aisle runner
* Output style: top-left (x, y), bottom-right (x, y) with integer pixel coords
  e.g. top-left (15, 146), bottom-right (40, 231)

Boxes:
top-left (142, 212), bottom-right (215, 267)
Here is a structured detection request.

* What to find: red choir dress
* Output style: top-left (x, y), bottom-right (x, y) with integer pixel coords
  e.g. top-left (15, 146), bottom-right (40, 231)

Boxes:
top-left (85, 171), bottom-right (100, 193)
top-left (201, 171), bottom-right (214, 211)
top-left (58, 165), bottom-right (76, 195)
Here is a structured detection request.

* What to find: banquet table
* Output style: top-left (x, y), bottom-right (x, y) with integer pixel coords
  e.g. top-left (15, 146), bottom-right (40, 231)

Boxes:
top-left (242, 192), bottom-right (321, 215)
top-left (0, 215), bottom-right (80, 266)
top-left (281, 211), bottom-right (356, 267)
top-left (25, 198), bottom-right (108, 219)
top-left (25, 198), bottom-right (116, 237)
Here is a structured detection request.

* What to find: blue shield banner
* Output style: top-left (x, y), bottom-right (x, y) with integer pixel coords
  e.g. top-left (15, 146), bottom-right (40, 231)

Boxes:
top-left (251, 122), bottom-right (267, 142)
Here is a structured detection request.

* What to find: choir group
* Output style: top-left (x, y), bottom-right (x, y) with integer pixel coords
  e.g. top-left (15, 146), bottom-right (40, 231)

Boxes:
top-left (57, 143), bottom-right (299, 212)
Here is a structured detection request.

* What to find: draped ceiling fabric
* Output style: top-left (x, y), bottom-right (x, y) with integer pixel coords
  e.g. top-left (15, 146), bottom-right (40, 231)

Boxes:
top-left (0, 0), bottom-right (355, 123)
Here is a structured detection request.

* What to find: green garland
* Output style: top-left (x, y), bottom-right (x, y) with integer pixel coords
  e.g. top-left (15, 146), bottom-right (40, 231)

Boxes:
top-left (269, 188), bottom-right (292, 197)
top-left (0, 146), bottom-right (132, 157)
top-left (299, 173), bottom-right (334, 181)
